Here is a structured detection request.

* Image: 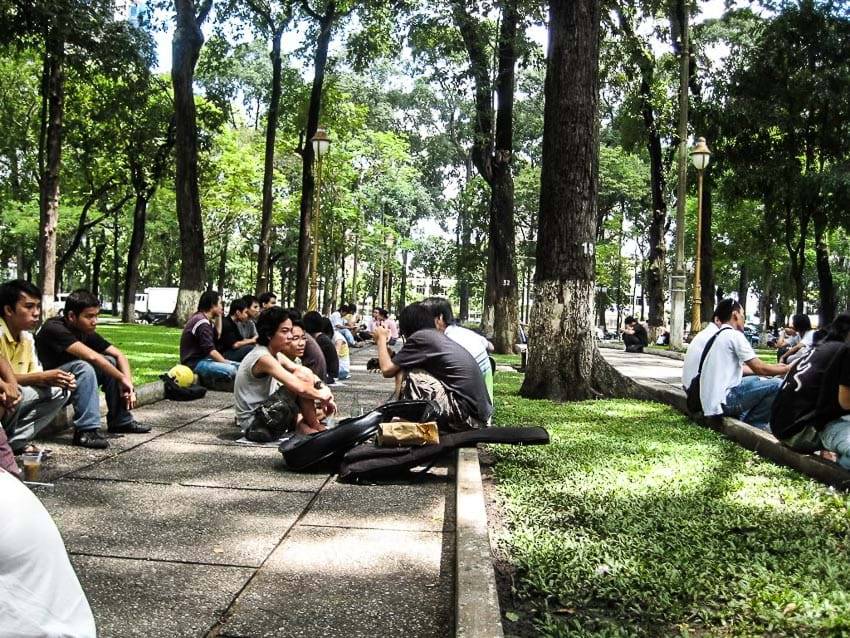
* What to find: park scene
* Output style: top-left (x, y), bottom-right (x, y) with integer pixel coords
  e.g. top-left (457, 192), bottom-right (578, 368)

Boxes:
top-left (1, 0), bottom-right (850, 636)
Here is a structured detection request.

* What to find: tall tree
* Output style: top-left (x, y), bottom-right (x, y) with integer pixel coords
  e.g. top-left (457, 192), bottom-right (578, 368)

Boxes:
top-left (171, 0), bottom-right (213, 323)
top-left (521, 0), bottom-right (632, 400)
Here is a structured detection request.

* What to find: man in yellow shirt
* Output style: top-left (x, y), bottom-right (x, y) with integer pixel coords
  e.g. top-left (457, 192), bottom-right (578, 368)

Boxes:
top-left (0, 280), bottom-right (70, 453)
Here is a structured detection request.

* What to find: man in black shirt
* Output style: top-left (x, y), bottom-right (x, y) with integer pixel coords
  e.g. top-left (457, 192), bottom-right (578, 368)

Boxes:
top-left (35, 290), bottom-right (149, 449)
top-left (374, 302), bottom-right (492, 431)
top-left (218, 298), bottom-right (257, 362)
top-left (623, 316), bottom-right (649, 353)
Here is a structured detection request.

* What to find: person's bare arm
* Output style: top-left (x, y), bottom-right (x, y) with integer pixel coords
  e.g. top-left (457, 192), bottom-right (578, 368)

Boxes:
top-left (373, 326), bottom-right (400, 378)
top-left (16, 368), bottom-right (76, 390)
top-left (67, 341), bottom-right (133, 390)
top-left (208, 349), bottom-right (229, 363)
top-left (0, 358), bottom-right (21, 409)
top-left (253, 355), bottom-right (332, 402)
top-left (839, 385), bottom-right (850, 411)
top-left (780, 343), bottom-right (804, 363)
top-left (745, 357), bottom-right (789, 377)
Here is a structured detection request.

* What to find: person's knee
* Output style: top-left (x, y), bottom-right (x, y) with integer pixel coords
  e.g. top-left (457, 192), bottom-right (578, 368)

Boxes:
top-left (64, 360), bottom-right (96, 381)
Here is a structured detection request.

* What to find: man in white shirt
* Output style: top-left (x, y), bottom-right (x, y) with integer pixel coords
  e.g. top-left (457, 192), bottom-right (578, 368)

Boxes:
top-left (698, 299), bottom-right (789, 430)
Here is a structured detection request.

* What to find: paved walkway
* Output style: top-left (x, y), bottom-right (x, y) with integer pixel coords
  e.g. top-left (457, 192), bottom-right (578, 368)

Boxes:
top-left (31, 346), bottom-right (455, 638)
top-left (599, 348), bottom-right (684, 388)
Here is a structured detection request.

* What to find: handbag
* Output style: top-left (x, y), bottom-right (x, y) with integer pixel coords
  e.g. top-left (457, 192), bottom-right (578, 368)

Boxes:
top-left (160, 374), bottom-right (207, 401)
top-left (685, 327), bottom-right (731, 414)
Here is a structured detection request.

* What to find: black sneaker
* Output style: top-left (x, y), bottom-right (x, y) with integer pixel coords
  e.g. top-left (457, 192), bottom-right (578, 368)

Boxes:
top-left (108, 420), bottom-right (152, 434)
top-left (245, 425), bottom-right (273, 443)
top-left (73, 429), bottom-right (110, 449)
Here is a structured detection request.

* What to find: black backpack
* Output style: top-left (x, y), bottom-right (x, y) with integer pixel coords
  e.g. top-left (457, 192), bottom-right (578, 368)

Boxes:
top-left (685, 326), bottom-right (731, 414)
top-left (160, 373), bottom-right (207, 401)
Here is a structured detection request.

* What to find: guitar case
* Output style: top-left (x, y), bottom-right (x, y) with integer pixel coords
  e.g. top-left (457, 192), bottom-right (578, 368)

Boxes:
top-left (338, 426), bottom-right (550, 482)
top-left (279, 399), bottom-right (438, 471)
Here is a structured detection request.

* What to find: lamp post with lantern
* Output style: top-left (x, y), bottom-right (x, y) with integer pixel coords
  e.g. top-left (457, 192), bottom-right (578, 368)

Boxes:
top-left (308, 128), bottom-right (331, 311)
top-left (690, 137), bottom-right (711, 332)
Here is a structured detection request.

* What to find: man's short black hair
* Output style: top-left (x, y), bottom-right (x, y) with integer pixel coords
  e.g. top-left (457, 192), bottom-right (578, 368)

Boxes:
top-left (0, 280), bottom-right (42, 318)
top-left (65, 289), bottom-right (101, 317)
top-left (303, 310), bottom-right (323, 334)
top-left (256, 306), bottom-right (291, 346)
top-left (258, 292), bottom-right (276, 305)
top-left (228, 298), bottom-right (248, 317)
top-left (378, 308), bottom-right (390, 319)
top-left (420, 297), bottom-right (454, 325)
top-left (713, 298), bottom-right (741, 323)
top-left (197, 290), bottom-right (220, 312)
top-left (624, 316), bottom-right (637, 325)
top-left (824, 314), bottom-right (850, 343)
top-left (399, 302), bottom-right (436, 339)
top-left (791, 313), bottom-right (812, 335)
top-left (320, 317), bottom-right (334, 338)
top-left (241, 294), bottom-right (259, 307)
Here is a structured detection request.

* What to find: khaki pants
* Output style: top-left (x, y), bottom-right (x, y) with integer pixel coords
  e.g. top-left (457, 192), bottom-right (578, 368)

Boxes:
top-left (400, 369), bottom-right (483, 432)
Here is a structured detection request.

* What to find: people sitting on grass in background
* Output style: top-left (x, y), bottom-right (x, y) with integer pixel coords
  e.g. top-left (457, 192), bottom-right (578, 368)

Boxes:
top-left (180, 290), bottom-right (238, 384)
top-left (35, 290), bottom-right (150, 449)
top-left (775, 323), bottom-right (799, 361)
top-left (374, 302), bottom-right (492, 431)
top-left (234, 307), bottom-right (335, 442)
top-left (239, 295), bottom-right (260, 341)
top-left (258, 292), bottom-right (277, 309)
top-left (303, 311), bottom-right (338, 384)
top-left (770, 313), bottom-right (850, 466)
top-left (360, 307), bottom-right (398, 345)
top-left (622, 316), bottom-right (648, 353)
top-left (330, 304), bottom-right (356, 346)
top-left (217, 298), bottom-right (257, 363)
top-left (0, 280), bottom-right (73, 455)
top-left (420, 296), bottom-right (494, 403)
top-left (698, 299), bottom-right (789, 431)
top-left (331, 319), bottom-right (351, 380)
top-left (359, 308), bottom-right (382, 342)
top-left (0, 466), bottom-right (97, 637)
top-left (779, 314), bottom-right (814, 365)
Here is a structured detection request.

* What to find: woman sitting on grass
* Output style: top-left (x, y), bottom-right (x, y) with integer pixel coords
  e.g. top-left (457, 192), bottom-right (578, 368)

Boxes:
top-left (234, 307), bottom-right (335, 442)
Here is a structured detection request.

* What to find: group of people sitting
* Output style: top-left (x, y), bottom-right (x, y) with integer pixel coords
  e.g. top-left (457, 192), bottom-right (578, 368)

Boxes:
top-left (683, 298), bottom-right (850, 469)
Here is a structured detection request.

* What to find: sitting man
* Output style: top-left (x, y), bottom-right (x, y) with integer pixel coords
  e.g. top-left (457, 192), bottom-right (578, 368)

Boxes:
top-left (0, 280), bottom-right (73, 454)
top-left (622, 316), bottom-right (648, 353)
top-left (421, 296), bottom-right (494, 403)
top-left (35, 289), bottom-right (149, 449)
top-left (258, 292), bottom-right (277, 310)
top-left (699, 299), bottom-right (789, 430)
top-left (770, 313), bottom-right (850, 464)
top-left (235, 307), bottom-right (335, 441)
top-left (683, 299), bottom-right (745, 391)
top-left (180, 290), bottom-right (238, 384)
top-left (218, 298), bottom-right (257, 362)
top-left (374, 302), bottom-right (492, 431)
top-left (239, 295), bottom-right (260, 341)
top-left (330, 304), bottom-right (355, 346)
top-left (303, 311), bottom-right (339, 384)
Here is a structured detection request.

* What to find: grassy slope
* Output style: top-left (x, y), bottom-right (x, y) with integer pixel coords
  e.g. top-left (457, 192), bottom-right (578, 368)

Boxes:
top-left (490, 371), bottom-right (850, 637)
top-left (97, 323), bottom-right (181, 386)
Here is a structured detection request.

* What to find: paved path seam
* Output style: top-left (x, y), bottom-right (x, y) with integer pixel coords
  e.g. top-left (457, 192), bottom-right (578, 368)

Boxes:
top-left (65, 552), bottom-right (260, 570)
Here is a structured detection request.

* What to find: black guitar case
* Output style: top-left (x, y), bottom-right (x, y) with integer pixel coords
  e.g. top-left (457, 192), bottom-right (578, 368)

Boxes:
top-left (279, 400), bottom-right (439, 471)
top-left (338, 426), bottom-right (549, 482)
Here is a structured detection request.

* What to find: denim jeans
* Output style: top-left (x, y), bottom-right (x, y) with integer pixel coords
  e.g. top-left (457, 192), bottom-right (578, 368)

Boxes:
top-left (59, 357), bottom-right (133, 431)
top-left (3, 385), bottom-right (69, 452)
top-left (819, 416), bottom-right (850, 469)
top-left (338, 328), bottom-right (355, 346)
top-left (721, 375), bottom-right (783, 431)
top-left (194, 357), bottom-right (238, 381)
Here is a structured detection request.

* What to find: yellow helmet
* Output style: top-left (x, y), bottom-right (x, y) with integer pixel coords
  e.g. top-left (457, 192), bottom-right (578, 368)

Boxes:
top-left (167, 364), bottom-right (194, 388)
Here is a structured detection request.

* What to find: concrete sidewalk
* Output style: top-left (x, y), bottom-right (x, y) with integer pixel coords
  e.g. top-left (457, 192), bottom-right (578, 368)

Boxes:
top-left (599, 348), bottom-right (684, 387)
top-left (30, 346), bottom-right (456, 638)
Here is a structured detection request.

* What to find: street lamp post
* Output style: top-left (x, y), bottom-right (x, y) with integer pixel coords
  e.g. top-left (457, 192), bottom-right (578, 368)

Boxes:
top-left (690, 137), bottom-right (711, 333)
top-left (308, 128), bottom-right (331, 311)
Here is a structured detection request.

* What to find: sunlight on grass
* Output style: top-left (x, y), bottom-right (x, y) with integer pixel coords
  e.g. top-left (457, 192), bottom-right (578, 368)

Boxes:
top-left (97, 323), bottom-right (180, 385)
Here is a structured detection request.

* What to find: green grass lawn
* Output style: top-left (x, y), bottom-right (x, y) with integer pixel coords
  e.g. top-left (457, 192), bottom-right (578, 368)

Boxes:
top-left (97, 323), bottom-right (181, 386)
top-left (492, 353), bottom-right (522, 366)
top-left (489, 371), bottom-right (850, 637)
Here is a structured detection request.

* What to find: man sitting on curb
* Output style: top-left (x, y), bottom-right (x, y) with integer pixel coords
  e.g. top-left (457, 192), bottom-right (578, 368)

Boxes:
top-left (622, 316), bottom-right (648, 353)
top-left (374, 302), bottom-right (492, 431)
top-left (218, 298), bottom-right (257, 363)
top-left (699, 299), bottom-right (789, 431)
top-left (235, 308), bottom-right (335, 441)
top-left (180, 290), bottom-right (239, 385)
top-left (239, 295), bottom-right (260, 341)
top-left (35, 290), bottom-right (149, 449)
top-left (0, 280), bottom-right (72, 454)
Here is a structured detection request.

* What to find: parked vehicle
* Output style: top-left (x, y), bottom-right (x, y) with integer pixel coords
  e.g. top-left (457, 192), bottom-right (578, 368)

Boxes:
top-left (51, 292), bottom-right (70, 315)
top-left (137, 287), bottom-right (178, 323)
top-left (742, 324), bottom-right (761, 346)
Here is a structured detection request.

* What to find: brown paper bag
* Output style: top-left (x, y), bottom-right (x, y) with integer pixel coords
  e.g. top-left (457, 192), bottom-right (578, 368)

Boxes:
top-left (377, 421), bottom-right (439, 447)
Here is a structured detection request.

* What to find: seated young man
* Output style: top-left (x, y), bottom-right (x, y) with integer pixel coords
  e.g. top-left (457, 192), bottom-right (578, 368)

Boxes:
top-left (35, 289), bottom-right (149, 449)
top-left (420, 296), bottom-right (494, 403)
top-left (303, 311), bottom-right (339, 383)
top-left (218, 298), bottom-right (257, 362)
top-left (622, 316), bottom-right (648, 353)
top-left (285, 309), bottom-right (328, 383)
top-left (699, 299), bottom-right (789, 430)
top-left (180, 290), bottom-right (239, 383)
top-left (330, 304), bottom-right (355, 346)
top-left (239, 295), bottom-right (260, 341)
top-left (235, 308), bottom-right (335, 441)
top-left (331, 322), bottom-right (351, 380)
top-left (0, 280), bottom-right (73, 454)
top-left (258, 292), bottom-right (277, 310)
top-left (374, 302), bottom-right (492, 431)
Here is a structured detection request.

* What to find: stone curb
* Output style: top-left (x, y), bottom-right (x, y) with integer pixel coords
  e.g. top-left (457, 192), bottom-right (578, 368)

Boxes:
top-left (598, 341), bottom-right (686, 360)
top-left (629, 377), bottom-right (850, 490)
top-left (455, 448), bottom-right (504, 638)
top-left (49, 379), bottom-right (165, 431)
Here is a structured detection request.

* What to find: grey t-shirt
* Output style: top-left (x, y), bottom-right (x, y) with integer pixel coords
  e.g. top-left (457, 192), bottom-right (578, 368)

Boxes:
top-left (392, 328), bottom-right (493, 422)
top-left (238, 319), bottom-right (258, 340)
top-left (234, 346), bottom-right (278, 431)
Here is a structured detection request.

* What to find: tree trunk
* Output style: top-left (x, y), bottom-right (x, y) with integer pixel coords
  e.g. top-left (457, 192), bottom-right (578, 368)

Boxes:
top-left (737, 264), bottom-right (749, 315)
top-left (295, 5), bottom-right (335, 311)
top-left (399, 248), bottom-right (409, 316)
top-left (121, 192), bottom-right (149, 323)
top-left (700, 176), bottom-right (715, 322)
top-left (171, 0), bottom-right (212, 324)
top-left (255, 26), bottom-right (284, 295)
top-left (92, 235), bottom-right (106, 298)
top-left (644, 122), bottom-right (666, 337)
top-left (520, 0), bottom-right (635, 401)
top-left (111, 214), bottom-right (120, 316)
top-left (38, 33), bottom-right (64, 316)
top-left (813, 208), bottom-right (836, 325)
top-left (217, 236), bottom-right (228, 295)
